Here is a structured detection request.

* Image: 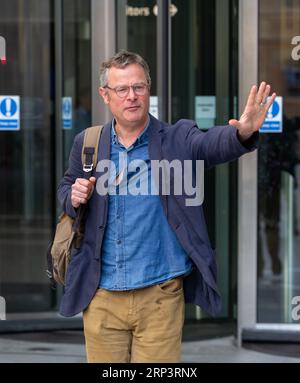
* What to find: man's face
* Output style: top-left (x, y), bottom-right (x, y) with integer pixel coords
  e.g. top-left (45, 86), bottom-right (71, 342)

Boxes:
top-left (99, 63), bottom-right (150, 128)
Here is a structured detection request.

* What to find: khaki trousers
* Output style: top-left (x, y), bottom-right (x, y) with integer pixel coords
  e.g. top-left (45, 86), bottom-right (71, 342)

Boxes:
top-left (83, 276), bottom-right (185, 363)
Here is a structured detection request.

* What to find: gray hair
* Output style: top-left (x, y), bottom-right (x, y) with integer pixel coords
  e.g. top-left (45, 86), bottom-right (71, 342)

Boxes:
top-left (99, 50), bottom-right (151, 88)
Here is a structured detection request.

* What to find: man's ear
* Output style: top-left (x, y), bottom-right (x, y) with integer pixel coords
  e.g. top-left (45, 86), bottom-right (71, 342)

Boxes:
top-left (99, 87), bottom-right (109, 104)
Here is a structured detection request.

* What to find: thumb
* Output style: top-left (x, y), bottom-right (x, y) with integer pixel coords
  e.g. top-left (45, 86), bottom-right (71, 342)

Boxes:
top-left (89, 176), bottom-right (96, 185)
top-left (228, 119), bottom-right (240, 129)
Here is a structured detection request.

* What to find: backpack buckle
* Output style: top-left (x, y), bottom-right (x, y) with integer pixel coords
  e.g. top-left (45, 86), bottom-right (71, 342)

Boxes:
top-left (83, 163), bottom-right (93, 172)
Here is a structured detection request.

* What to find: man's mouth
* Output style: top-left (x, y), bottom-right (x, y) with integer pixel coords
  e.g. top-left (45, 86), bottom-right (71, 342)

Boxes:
top-left (126, 106), bottom-right (140, 111)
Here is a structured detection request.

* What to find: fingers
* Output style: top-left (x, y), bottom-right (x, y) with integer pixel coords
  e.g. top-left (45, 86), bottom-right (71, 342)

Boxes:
top-left (71, 195), bottom-right (82, 208)
top-left (255, 81), bottom-right (267, 104)
top-left (247, 81), bottom-right (273, 107)
top-left (254, 81), bottom-right (276, 106)
top-left (71, 178), bottom-right (96, 208)
top-left (71, 195), bottom-right (87, 208)
top-left (265, 92), bottom-right (277, 111)
top-left (246, 81), bottom-right (276, 111)
top-left (77, 178), bottom-right (93, 188)
top-left (73, 180), bottom-right (89, 194)
top-left (228, 119), bottom-right (240, 129)
top-left (261, 84), bottom-right (271, 104)
top-left (89, 176), bottom-right (96, 185)
top-left (246, 85), bottom-right (257, 108)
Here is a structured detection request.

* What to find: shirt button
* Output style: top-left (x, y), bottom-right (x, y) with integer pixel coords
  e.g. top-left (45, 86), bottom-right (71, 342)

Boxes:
top-left (118, 263), bottom-right (123, 269)
top-left (116, 215), bottom-right (120, 219)
top-left (116, 239), bottom-right (121, 245)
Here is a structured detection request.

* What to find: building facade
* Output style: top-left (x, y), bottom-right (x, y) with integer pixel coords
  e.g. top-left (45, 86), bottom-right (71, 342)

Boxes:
top-left (0, 0), bottom-right (300, 342)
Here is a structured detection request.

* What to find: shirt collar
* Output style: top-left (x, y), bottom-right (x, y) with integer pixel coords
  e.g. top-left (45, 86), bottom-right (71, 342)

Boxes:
top-left (111, 115), bottom-right (150, 146)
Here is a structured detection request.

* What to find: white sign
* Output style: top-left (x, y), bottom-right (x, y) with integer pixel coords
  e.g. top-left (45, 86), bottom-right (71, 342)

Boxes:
top-left (0, 96), bottom-right (20, 131)
top-left (195, 96), bottom-right (216, 129)
top-left (149, 96), bottom-right (158, 119)
top-left (126, 4), bottom-right (178, 17)
top-left (260, 96), bottom-right (283, 133)
top-left (62, 97), bottom-right (72, 130)
top-left (195, 96), bottom-right (216, 119)
top-left (153, 4), bottom-right (178, 17)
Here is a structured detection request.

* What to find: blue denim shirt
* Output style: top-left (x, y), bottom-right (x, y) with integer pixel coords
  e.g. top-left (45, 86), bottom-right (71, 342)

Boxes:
top-left (99, 117), bottom-right (193, 290)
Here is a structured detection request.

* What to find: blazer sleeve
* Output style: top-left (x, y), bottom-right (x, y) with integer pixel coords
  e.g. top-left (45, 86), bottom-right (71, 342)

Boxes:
top-left (186, 122), bottom-right (259, 168)
top-left (57, 132), bottom-right (85, 218)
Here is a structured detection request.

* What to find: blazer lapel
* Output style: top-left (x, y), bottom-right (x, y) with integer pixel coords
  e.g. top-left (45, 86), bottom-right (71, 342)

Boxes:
top-left (97, 120), bottom-right (111, 161)
top-left (148, 115), bottom-right (168, 216)
top-left (148, 114), bottom-right (164, 160)
top-left (95, 121), bottom-right (111, 227)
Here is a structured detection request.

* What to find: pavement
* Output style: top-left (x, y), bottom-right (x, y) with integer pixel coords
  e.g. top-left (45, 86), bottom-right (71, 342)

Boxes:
top-left (0, 332), bottom-right (300, 363)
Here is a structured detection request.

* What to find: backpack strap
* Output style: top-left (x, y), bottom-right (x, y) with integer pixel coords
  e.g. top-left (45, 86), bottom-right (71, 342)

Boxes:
top-left (72, 125), bottom-right (103, 234)
top-left (81, 125), bottom-right (103, 174)
top-left (46, 125), bottom-right (104, 289)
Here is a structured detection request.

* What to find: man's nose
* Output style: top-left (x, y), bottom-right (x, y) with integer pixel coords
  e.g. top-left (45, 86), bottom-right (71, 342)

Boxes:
top-left (127, 86), bottom-right (137, 99)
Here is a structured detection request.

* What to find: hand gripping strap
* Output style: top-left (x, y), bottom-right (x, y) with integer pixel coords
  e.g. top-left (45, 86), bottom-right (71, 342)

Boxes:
top-left (72, 125), bottom-right (103, 232)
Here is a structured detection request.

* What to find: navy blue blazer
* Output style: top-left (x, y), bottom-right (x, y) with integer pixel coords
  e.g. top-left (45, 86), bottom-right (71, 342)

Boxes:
top-left (57, 115), bottom-right (258, 317)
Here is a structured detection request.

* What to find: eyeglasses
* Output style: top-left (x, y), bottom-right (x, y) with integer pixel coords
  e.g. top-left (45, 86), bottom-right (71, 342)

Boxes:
top-left (104, 83), bottom-right (148, 98)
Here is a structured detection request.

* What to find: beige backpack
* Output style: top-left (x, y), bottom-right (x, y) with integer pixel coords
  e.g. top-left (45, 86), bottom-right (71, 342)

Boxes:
top-left (46, 125), bottom-right (103, 287)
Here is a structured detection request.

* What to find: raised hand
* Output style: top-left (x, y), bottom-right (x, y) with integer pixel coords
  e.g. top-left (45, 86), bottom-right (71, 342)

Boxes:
top-left (229, 81), bottom-right (276, 141)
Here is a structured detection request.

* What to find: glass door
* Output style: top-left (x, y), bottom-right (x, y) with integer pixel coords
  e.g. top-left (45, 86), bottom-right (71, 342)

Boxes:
top-left (171, 0), bottom-right (239, 320)
top-left (116, 0), bottom-right (239, 322)
top-left (0, 0), bottom-right (56, 314)
top-left (0, 0), bottom-right (92, 316)
top-left (257, 0), bottom-right (300, 324)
